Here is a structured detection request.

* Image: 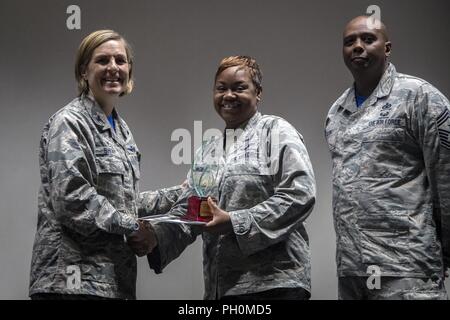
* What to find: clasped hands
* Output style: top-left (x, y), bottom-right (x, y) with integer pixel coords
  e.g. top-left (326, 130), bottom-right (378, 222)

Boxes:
top-left (126, 220), bottom-right (157, 257)
top-left (127, 197), bottom-right (233, 257)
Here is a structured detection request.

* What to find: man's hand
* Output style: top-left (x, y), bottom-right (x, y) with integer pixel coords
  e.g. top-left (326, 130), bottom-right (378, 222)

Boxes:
top-left (127, 220), bottom-right (157, 257)
top-left (203, 197), bottom-right (232, 235)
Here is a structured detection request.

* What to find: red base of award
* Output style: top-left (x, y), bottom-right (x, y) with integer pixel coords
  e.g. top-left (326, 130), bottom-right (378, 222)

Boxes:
top-left (185, 196), bottom-right (214, 222)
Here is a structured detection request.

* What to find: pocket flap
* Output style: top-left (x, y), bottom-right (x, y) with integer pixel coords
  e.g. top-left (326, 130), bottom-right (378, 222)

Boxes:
top-left (358, 212), bottom-right (410, 232)
top-left (96, 156), bottom-right (125, 174)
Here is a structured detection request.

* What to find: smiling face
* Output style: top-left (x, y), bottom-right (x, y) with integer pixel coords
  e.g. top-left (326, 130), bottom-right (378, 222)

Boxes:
top-left (83, 40), bottom-right (130, 105)
top-left (214, 66), bottom-right (261, 129)
top-left (342, 16), bottom-right (391, 75)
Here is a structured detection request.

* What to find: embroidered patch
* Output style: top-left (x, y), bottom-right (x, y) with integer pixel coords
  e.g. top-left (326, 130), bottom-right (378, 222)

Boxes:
top-left (381, 103), bottom-right (392, 110)
top-left (437, 108), bottom-right (450, 150)
top-left (379, 103), bottom-right (392, 118)
top-left (95, 146), bottom-right (113, 156)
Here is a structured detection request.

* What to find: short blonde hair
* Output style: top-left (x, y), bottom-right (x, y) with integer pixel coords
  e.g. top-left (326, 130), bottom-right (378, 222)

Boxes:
top-left (215, 56), bottom-right (262, 94)
top-left (75, 30), bottom-right (134, 96)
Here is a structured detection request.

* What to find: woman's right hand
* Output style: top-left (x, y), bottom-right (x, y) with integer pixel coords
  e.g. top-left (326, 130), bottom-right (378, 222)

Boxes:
top-left (126, 220), bottom-right (157, 256)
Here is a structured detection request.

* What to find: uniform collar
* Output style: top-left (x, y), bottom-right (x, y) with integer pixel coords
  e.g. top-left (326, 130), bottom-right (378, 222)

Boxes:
top-left (373, 62), bottom-right (396, 100)
top-left (220, 111), bottom-right (261, 139)
top-left (224, 111), bottom-right (261, 149)
top-left (80, 93), bottom-right (131, 141)
top-left (81, 93), bottom-right (111, 132)
top-left (338, 63), bottom-right (396, 112)
top-left (239, 111), bottom-right (262, 132)
top-left (206, 111), bottom-right (262, 152)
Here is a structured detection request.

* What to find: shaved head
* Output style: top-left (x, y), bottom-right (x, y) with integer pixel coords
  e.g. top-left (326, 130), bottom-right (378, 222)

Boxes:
top-left (342, 15), bottom-right (392, 95)
top-left (344, 15), bottom-right (389, 41)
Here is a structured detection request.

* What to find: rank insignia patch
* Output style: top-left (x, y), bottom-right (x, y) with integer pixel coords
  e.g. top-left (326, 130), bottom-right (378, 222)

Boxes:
top-left (437, 108), bottom-right (450, 150)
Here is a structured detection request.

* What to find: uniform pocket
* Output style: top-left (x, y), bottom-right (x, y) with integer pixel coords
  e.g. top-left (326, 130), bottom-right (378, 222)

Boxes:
top-left (126, 146), bottom-right (141, 181)
top-left (359, 128), bottom-right (406, 178)
top-left (222, 164), bottom-right (273, 211)
top-left (358, 212), bottom-right (411, 265)
top-left (95, 155), bottom-right (126, 210)
top-left (79, 262), bottom-right (116, 284)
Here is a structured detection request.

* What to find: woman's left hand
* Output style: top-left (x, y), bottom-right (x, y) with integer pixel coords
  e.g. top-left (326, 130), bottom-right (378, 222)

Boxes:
top-left (203, 197), bottom-right (233, 235)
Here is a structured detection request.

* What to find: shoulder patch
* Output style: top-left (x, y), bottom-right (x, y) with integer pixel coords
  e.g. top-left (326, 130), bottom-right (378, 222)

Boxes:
top-left (437, 108), bottom-right (450, 150)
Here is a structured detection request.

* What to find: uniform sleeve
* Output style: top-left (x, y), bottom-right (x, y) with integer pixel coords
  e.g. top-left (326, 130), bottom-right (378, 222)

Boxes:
top-left (413, 84), bottom-right (450, 267)
top-left (146, 185), bottom-right (200, 273)
top-left (229, 120), bottom-right (316, 256)
top-left (138, 185), bottom-right (184, 217)
top-left (46, 114), bottom-right (139, 237)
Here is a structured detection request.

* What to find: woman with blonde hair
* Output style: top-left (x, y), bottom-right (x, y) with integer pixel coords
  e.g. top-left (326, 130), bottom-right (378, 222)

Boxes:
top-left (29, 30), bottom-right (181, 300)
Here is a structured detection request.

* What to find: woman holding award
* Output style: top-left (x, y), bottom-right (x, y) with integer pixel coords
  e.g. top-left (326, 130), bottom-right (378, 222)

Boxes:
top-left (140, 56), bottom-right (316, 299)
top-left (29, 30), bottom-right (182, 300)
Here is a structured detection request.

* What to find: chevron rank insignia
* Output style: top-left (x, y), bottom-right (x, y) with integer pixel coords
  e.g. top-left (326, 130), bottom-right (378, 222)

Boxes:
top-left (437, 108), bottom-right (450, 150)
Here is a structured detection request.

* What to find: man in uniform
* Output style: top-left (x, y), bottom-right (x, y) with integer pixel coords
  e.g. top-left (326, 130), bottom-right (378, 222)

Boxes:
top-left (325, 15), bottom-right (450, 299)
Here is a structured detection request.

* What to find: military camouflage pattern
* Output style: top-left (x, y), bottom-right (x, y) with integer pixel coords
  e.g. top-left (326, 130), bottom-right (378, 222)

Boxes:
top-left (29, 94), bottom-right (181, 299)
top-left (146, 112), bottom-right (316, 299)
top-left (338, 276), bottom-right (448, 300)
top-left (138, 186), bottom-right (184, 217)
top-left (325, 64), bottom-right (450, 281)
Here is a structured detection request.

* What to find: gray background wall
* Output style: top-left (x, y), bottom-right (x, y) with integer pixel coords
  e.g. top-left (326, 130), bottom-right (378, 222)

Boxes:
top-left (0, 0), bottom-right (449, 299)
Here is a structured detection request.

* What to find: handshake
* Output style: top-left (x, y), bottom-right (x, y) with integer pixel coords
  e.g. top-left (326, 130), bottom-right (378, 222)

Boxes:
top-left (126, 220), bottom-right (157, 257)
top-left (125, 195), bottom-right (232, 257)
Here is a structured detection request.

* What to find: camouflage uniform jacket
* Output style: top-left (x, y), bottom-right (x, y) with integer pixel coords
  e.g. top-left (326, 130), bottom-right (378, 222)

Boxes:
top-left (325, 63), bottom-right (450, 277)
top-left (29, 94), bottom-right (181, 299)
top-left (147, 112), bottom-right (316, 299)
